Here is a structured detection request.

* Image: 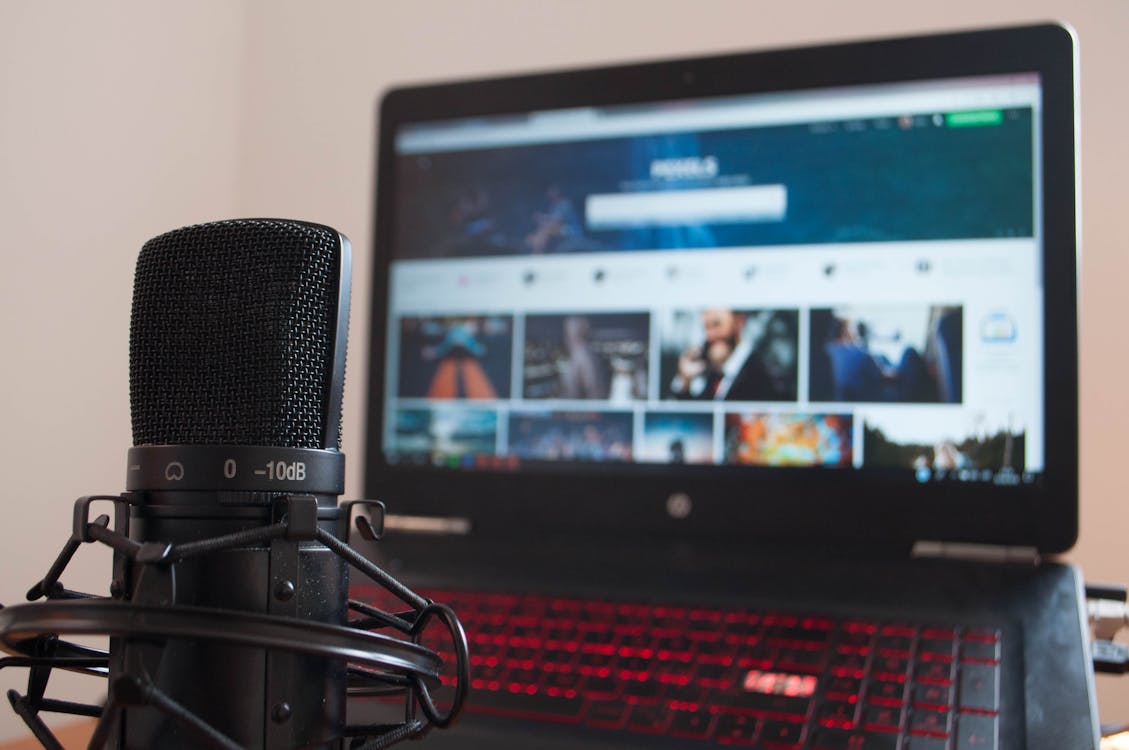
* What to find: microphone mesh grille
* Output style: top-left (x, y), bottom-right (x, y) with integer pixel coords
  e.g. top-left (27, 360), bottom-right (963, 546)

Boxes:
top-left (130, 219), bottom-right (342, 448)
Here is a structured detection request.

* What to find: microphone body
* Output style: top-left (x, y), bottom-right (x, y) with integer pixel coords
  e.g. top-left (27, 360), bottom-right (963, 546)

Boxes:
top-left (115, 219), bottom-right (353, 748)
top-left (0, 218), bottom-right (465, 750)
top-left (115, 454), bottom-right (348, 748)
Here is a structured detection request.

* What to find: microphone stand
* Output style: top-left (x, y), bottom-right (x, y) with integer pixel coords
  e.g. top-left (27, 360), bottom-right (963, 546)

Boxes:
top-left (0, 493), bottom-right (468, 750)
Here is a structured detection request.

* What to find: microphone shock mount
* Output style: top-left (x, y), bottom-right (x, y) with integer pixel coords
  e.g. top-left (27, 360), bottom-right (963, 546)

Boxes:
top-left (0, 492), bottom-right (469, 750)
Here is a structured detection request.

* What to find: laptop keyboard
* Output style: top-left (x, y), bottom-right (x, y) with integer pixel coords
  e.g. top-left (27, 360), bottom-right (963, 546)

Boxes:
top-left (366, 588), bottom-right (1002, 749)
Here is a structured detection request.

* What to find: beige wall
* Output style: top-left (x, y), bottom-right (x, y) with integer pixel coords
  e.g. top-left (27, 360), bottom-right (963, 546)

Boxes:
top-left (0, 1), bottom-right (246, 739)
top-left (1, 0), bottom-right (1126, 741)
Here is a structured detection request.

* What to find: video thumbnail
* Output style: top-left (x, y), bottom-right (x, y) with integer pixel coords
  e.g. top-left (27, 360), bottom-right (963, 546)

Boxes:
top-left (658, 308), bottom-right (799, 402)
top-left (809, 305), bottom-right (962, 404)
top-left (724, 413), bottom-right (853, 467)
top-left (397, 315), bottom-right (513, 399)
top-left (863, 410), bottom-right (1025, 473)
top-left (507, 410), bottom-right (633, 462)
top-left (523, 313), bottom-right (650, 402)
top-left (391, 407), bottom-right (498, 460)
top-left (639, 412), bottom-right (715, 464)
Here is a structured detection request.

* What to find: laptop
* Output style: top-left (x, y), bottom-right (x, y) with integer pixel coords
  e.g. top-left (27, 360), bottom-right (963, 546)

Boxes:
top-left (355, 23), bottom-right (1097, 749)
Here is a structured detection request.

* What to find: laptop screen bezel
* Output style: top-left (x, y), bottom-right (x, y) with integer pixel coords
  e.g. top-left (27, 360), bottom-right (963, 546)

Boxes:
top-left (363, 24), bottom-right (1079, 554)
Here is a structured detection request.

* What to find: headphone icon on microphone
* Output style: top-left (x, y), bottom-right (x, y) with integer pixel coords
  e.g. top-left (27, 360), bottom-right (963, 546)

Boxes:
top-left (165, 462), bottom-right (185, 481)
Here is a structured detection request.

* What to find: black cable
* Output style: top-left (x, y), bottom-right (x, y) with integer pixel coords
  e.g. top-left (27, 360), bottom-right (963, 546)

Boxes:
top-left (170, 521), bottom-right (288, 561)
top-left (6, 691), bottom-right (63, 750)
top-left (316, 527), bottom-right (428, 610)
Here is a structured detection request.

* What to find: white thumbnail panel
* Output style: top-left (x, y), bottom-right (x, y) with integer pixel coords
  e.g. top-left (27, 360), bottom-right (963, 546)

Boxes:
top-left (958, 295), bottom-right (1044, 471)
top-left (388, 238), bottom-right (1039, 317)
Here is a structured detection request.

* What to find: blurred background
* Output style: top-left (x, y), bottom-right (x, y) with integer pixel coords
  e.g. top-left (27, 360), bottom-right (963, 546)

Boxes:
top-left (1, 0), bottom-right (1125, 740)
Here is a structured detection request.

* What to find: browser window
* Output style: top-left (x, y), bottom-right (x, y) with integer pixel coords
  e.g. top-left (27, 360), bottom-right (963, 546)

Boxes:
top-left (381, 74), bottom-right (1043, 484)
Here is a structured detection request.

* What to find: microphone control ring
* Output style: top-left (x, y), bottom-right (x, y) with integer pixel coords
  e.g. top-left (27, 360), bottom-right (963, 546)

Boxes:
top-left (126, 445), bottom-right (345, 494)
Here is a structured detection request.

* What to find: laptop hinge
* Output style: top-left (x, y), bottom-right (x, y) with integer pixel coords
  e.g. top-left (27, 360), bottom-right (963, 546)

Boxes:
top-left (912, 540), bottom-right (1040, 565)
top-left (383, 513), bottom-right (473, 536)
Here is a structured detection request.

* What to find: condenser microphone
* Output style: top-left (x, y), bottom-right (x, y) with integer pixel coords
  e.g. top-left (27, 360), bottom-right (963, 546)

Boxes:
top-left (0, 219), bottom-right (467, 750)
top-left (120, 218), bottom-right (354, 748)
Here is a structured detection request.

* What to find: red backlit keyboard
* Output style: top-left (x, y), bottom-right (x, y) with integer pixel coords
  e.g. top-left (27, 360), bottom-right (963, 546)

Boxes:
top-left (362, 588), bottom-right (1002, 749)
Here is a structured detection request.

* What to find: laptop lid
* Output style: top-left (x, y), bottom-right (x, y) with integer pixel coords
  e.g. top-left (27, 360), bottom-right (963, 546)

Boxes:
top-left (363, 24), bottom-right (1078, 557)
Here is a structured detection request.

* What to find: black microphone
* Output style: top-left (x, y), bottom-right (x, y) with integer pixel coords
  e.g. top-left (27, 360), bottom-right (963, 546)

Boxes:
top-left (122, 218), bottom-right (353, 748)
top-left (0, 219), bottom-right (467, 749)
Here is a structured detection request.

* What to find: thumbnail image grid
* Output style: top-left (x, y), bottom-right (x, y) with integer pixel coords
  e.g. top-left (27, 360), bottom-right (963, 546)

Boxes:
top-left (809, 305), bottom-right (962, 404)
top-left (388, 302), bottom-right (983, 477)
top-left (863, 410), bottom-right (1025, 473)
top-left (724, 413), bottom-right (853, 467)
top-left (639, 412), bottom-right (715, 464)
top-left (523, 312), bottom-right (650, 403)
top-left (391, 407), bottom-right (498, 462)
top-left (658, 308), bottom-right (799, 402)
top-left (508, 411), bottom-right (633, 462)
top-left (397, 315), bottom-right (513, 400)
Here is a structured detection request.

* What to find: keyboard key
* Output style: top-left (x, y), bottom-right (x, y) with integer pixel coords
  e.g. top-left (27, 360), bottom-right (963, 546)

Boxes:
top-left (618, 632), bottom-right (654, 650)
top-left (577, 652), bottom-right (613, 672)
top-left (868, 680), bottom-right (906, 706)
top-left (715, 713), bottom-right (758, 745)
top-left (768, 626), bottom-right (831, 647)
top-left (664, 683), bottom-right (706, 708)
top-left (657, 668), bottom-right (696, 690)
top-left (714, 691), bottom-right (810, 719)
top-left (916, 660), bottom-right (956, 685)
top-left (506, 668), bottom-right (540, 686)
top-left (876, 635), bottom-right (913, 655)
top-left (583, 674), bottom-right (619, 698)
top-left (904, 737), bottom-right (951, 750)
top-left (584, 700), bottom-right (626, 729)
top-left (615, 656), bottom-right (655, 679)
top-left (871, 655), bottom-right (910, 681)
top-left (961, 640), bottom-right (1001, 663)
top-left (540, 650), bottom-right (575, 671)
top-left (811, 728), bottom-right (900, 749)
top-left (840, 620), bottom-right (879, 635)
top-left (761, 718), bottom-right (805, 746)
top-left (817, 700), bottom-right (857, 729)
top-left (669, 707), bottom-right (714, 739)
top-left (778, 647), bottom-right (827, 674)
top-left (837, 632), bottom-right (873, 653)
top-left (955, 712), bottom-right (998, 749)
top-left (910, 708), bottom-right (952, 737)
top-left (830, 651), bottom-right (868, 677)
top-left (468, 686), bottom-right (583, 722)
top-left (914, 683), bottom-right (955, 709)
top-left (825, 676), bottom-right (863, 700)
top-left (919, 638), bottom-right (957, 661)
top-left (963, 628), bottom-right (1001, 644)
top-left (958, 664), bottom-right (1000, 712)
top-left (622, 678), bottom-right (663, 703)
top-left (696, 661), bottom-right (736, 687)
top-left (689, 607), bottom-right (724, 624)
top-left (625, 704), bottom-right (669, 734)
top-left (861, 705), bottom-right (902, 732)
top-left (880, 624), bottom-right (918, 638)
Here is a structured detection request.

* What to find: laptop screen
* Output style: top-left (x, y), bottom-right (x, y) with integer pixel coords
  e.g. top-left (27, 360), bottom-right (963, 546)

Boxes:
top-left (366, 25), bottom-right (1077, 552)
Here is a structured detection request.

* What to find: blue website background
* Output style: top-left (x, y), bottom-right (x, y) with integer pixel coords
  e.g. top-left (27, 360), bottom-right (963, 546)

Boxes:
top-left (392, 109), bottom-right (1033, 259)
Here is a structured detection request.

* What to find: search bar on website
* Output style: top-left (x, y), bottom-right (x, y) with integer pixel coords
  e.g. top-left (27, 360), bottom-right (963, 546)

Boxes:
top-left (586, 185), bottom-right (787, 229)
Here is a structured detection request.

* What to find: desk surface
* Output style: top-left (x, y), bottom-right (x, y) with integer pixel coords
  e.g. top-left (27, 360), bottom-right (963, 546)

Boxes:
top-left (0, 721), bottom-right (1124, 749)
top-left (0, 721), bottom-right (94, 749)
